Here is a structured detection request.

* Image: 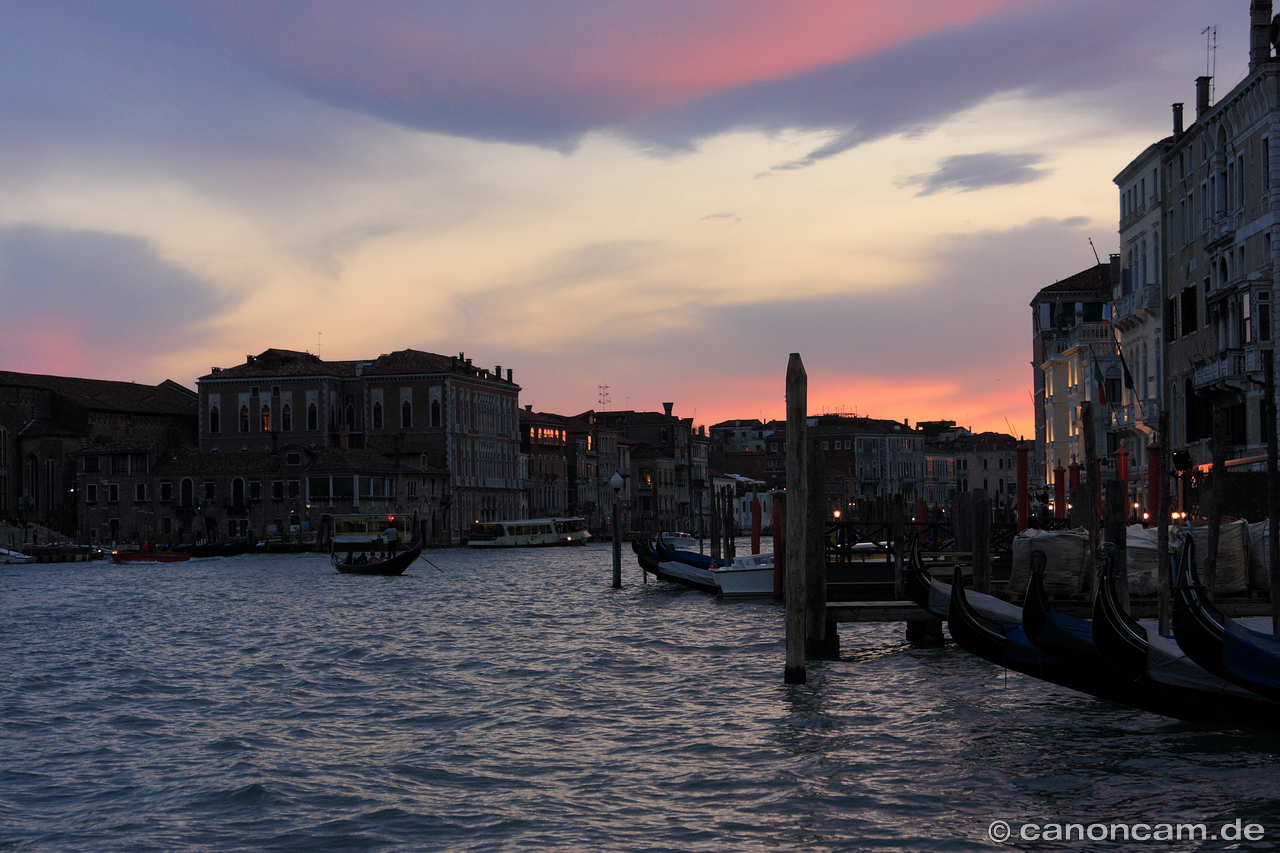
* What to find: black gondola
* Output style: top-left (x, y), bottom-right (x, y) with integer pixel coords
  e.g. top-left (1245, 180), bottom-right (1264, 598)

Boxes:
top-left (1172, 536), bottom-right (1280, 704)
top-left (902, 535), bottom-right (1022, 625)
top-left (1090, 541), bottom-right (1278, 727)
top-left (332, 540), bottom-right (423, 576)
top-left (631, 534), bottom-right (718, 592)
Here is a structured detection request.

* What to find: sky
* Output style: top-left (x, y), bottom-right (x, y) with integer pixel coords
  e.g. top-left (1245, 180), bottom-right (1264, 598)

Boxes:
top-left (0, 0), bottom-right (1252, 436)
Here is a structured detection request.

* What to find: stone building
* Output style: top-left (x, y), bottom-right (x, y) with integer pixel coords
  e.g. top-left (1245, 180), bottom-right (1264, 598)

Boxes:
top-left (1159, 5), bottom-right (1279, 475)
top-left (194, 348), bottom-right (522, 542)
top-left (0, 370), bottom-right (196, 535)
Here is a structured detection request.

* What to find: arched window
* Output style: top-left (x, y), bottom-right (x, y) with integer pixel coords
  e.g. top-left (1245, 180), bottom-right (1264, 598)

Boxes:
top-left (282, 404), bottom-right (292, 431)
top-left (232, 478), bottom-right (245, 507)
top-left (307, 403), bottom-right (318, 431)
top-left (431, 400), bottom-right (441, 427)
top-left (401, 400), bottom-right (412, 429)
top-left (209, 406), bottom-right (220, 434)
top-left (180, 478), bottom-right (193, 507)
top-left (261, 404), bottom-right (271, 432)
top-left (372, 402), bottom-right (383, 430)
top-left (239, 406), bottom-right (250, 432)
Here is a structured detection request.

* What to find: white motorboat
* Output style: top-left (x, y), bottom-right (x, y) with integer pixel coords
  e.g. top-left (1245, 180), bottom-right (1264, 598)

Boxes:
top-left (0, 547), bottom-right (36, 564)
top-left (711, 552), bottom-right (775, 597)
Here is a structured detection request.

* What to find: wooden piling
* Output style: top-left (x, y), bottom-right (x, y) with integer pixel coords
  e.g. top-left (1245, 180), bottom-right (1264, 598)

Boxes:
top-left (806, 437), bottom-right (834, 658)
top-left (1205, 405), bottom-right (1230, 601)
top-left (1104, 480), bottom-right (1129, 613)
top-left (612, 494), bottom-right (622, 589)
top-left (1157, 410), bottom-right (1172, 635)
top-left (1081, 400), bottom-right (1100, 600)
top-left (971, 489), bottom-right (991, 594)
top-left (750, 494), bottom-right (761, 555)
top-left (784, 353), bottom-right (808, 684)
top-left (772, 492), bottom-right (785, 599)
top-left (1266, 351), bottom-right (1280, 633)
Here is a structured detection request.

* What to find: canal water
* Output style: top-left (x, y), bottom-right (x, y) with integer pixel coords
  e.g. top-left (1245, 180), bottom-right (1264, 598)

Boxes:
top-left (4, 543), bottom-right (1280, 852)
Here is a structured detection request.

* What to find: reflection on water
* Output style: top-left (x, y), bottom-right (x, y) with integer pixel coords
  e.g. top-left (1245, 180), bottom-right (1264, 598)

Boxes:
top-left (3, 543), bottom-right (1280, 851)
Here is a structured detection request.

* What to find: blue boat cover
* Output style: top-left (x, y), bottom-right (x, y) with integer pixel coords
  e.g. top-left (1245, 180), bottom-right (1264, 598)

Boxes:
top-left (1004, 626), bottom-right (1058, 669)
top-left (1222, 619), bottom-right (1280, 691)
top-left (664, 547), bottom-right (726, 569)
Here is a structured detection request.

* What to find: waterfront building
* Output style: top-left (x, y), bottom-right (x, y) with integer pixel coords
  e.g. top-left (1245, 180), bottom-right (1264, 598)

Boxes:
top-left (0, 371), bottom-right (196, 535)
top-left (1157, 6), bottom-right (1279, 479)
top-left (1111, 138), bottom-right (1169, 517)
top-left (194, 348), bottom-right (522, 542)
top-left (595, 404), bottom-right (701, 534)
top-left (1031, 261), bottom-right (1120, 495)
top-left (520, 407), bottom-right (572, 520)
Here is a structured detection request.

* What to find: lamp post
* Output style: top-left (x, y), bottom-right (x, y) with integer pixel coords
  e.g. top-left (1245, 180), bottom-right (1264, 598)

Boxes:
top-left (610, 472), bottom-right (625, 588)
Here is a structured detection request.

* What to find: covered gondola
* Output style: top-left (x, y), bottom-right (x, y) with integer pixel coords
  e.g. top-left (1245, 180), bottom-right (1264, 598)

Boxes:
top-left (1172, 537), bottom-right (1280, 704)
top-left (631, 534), bottom-right (719, 592)
top-left (1090, 541), bottom-right (1277, 727)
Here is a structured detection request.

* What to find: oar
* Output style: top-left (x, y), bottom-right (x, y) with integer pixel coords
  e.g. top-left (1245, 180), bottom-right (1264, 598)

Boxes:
top-left (417, 553), bottom-right (446, 573)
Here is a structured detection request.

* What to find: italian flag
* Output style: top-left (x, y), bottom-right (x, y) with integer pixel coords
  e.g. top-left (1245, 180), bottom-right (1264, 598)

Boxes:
top-left (1093, 358), bottom-right (1107, 406)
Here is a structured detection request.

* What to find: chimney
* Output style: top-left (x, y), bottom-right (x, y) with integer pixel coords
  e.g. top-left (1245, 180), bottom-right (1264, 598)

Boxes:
top-left (1195, 76), bottom-right (1212, 118)
top-left (663, 402), bottom-right (674, 417)
top-left (506, 369), bottom-right (513, 382)
top-left (526, 404), bottom-right (533, 411)
top-left (1172, 103), bottom-right (1184, 139)
top-left (495, 365), bottom-right (501, 379)
top-left (1252, 1), bottom-right (1274, 69)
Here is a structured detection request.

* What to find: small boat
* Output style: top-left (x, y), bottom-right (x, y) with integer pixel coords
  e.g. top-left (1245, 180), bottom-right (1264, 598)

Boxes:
top-left (112, 546), bottom-right (191, 563)
top-left (332, 540), bottom-right (423, 576)
top-left (1172, 536), bottom-right (1280, 704)
top-left (632, 534), bottom-right (720, 592)
top-left (466, 517), bottom-right (591, 547)
top-left (902, 536), bottom-right (1023, 626)
top-left (711, 552), bottom-right (776, 597)
top-left (331, 514), bottom-right (420, 575)
top-left (659, 532), bottom-right (699, 550)
top-left (0, 547), bottom-right (36, 564)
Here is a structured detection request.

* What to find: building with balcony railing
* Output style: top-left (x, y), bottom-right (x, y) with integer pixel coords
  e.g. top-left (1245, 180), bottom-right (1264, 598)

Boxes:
top-left (1159, 7), bottom-right (1278, 470)
top-left (1031, 262), bottom-right (1120, 491)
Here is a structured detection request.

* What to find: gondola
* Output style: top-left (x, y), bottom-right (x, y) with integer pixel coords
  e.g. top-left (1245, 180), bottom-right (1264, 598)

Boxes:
top-left (902, 535), bottom-right (1022, 625)
top-left (631, 534), bottom-right (719, 592)
top-left (1172, 536), bottom-right (1280, 704)
top-left (1023, 555), bottom-right (1277, 725)
top-left (332, 540), bottom-right (423, 576)
top-left (1091, 541), bottom-right (1278, 727)
top-left (945, 566), bottom-right (1133, 700)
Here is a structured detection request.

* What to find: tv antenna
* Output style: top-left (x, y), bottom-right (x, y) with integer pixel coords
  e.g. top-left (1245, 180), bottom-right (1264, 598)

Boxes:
top-left (597, 384), bottom-right (611, 410)
top-left (1203, 25), bottom-right (1218, 103)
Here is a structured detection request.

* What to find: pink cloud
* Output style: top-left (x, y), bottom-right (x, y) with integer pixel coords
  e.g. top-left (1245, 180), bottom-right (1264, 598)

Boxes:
top-left (197, 0), bottom-right (1047, 126)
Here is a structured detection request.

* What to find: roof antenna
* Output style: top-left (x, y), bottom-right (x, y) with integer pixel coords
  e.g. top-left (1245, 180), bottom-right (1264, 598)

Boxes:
top-left (1088, 237), bottom-right (1101, 265)
top-left (1203, 25), bottom-right (1218, 102)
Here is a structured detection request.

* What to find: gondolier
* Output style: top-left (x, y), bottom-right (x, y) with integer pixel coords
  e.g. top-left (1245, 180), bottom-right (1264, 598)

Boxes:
top-left (383, 523), bottom-right (399, 557)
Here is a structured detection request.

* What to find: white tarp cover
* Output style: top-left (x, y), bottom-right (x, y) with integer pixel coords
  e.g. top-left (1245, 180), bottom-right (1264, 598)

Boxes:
top-left (1189, 520), bottom-right (1249, 596)
top-left (1010, 529), bottom-right (1090, 596)
top-left (1248, 521), bottom-right (1271, 591)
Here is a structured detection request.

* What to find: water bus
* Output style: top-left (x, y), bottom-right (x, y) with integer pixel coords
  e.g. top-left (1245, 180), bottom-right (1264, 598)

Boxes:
top-left (466, 517), bottom-right (591, 548)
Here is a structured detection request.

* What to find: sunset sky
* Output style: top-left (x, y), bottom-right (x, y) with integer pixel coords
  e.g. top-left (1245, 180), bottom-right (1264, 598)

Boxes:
top-left (0, 0), bottom-right (1249, 436)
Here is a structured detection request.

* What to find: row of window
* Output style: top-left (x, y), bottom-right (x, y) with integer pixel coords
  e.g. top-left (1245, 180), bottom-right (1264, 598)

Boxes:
top-left (207, 400), bottom-right (442, 434)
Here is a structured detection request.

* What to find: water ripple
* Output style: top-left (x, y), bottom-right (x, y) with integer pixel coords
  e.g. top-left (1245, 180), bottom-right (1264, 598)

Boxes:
top-left (4, 546), bottom-right (1280, 851)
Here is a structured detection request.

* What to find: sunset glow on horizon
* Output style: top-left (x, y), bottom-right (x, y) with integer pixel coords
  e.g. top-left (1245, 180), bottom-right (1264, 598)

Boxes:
top-left (0, 0), bottom-right (1247, 434)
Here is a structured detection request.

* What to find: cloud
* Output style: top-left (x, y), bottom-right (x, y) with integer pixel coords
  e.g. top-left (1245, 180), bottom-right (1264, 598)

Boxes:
top-left (898, 152), bottom-right (1051, 196)
top-left (0, 226), bottom-right (236, 376)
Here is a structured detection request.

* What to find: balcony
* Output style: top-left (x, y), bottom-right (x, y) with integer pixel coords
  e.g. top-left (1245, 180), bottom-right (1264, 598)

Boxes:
top-left (1111, 401), bottom-right (1155, 431)
top-left (1192, 347), bottom-right (1265, 395)
top-left (1112, 285), bottom-right (1160, 325)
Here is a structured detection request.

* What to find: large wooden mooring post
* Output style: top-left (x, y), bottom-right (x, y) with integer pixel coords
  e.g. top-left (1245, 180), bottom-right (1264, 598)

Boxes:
top-left (784, 353), bottom-right (808, 684)
top-left (1104, 480), bottom-right (1130, 613)
top-left (971, 489), bottom-right (991, 594)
